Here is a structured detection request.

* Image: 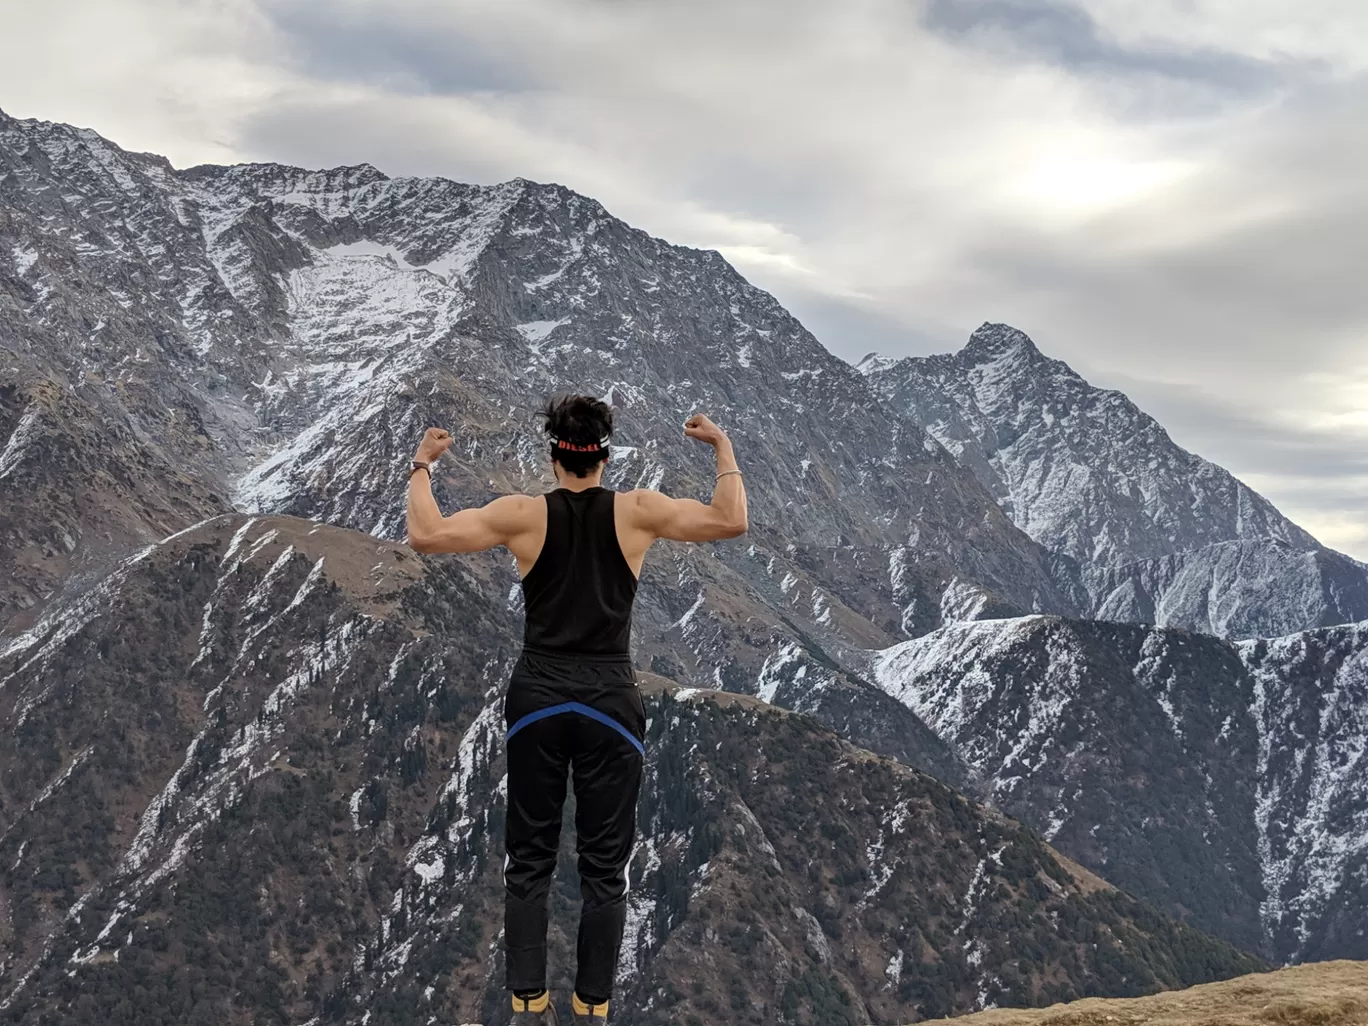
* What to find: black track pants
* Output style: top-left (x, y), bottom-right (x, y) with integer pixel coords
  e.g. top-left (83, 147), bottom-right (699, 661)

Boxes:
top-left (503, 675), bottom-right (645, 1003)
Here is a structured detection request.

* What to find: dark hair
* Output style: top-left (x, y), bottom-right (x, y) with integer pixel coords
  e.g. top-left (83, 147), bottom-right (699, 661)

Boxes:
top-left (542, 394), bottom-right (613, 478)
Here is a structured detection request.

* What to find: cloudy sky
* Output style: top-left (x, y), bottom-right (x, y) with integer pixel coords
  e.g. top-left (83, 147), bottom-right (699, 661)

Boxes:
top-left (4, 0), bottom-right (1367, 557)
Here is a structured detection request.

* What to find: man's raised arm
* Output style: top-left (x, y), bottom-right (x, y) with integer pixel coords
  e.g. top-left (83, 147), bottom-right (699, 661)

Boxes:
top-left (632, 414), bottom-right (749, 543)
top-left (405, 427), bottom-right (535, 555)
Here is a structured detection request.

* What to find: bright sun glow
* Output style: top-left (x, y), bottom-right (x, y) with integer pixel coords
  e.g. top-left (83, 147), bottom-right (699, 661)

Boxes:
top-left (1008, 156), bottom-right (1193, 215)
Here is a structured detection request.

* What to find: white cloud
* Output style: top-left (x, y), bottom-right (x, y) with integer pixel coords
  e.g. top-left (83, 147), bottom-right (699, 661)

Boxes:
top-left (0, 0), bottom-right (288, 168)
top-left (1077, 0), bottom-right (1368, 70)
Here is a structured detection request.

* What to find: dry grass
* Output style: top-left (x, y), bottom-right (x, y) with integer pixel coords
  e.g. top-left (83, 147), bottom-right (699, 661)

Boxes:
top-left (913, 962), bottom-right (1368, 1026)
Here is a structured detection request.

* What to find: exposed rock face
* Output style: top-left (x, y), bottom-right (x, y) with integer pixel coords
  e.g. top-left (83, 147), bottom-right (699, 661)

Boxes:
top-left (1240, 622), bottom-right (1368, 963)
top-left (0, 517), bottom-right (1262, 1025)
top-left (861, 323), bottom-right (1368, 639)
top-left (870, 615), bottom-right (1368, 963)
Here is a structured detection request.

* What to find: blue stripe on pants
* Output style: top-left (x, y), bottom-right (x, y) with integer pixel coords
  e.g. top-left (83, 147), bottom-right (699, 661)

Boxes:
top-left (505, 701), bottom-right (645, 756)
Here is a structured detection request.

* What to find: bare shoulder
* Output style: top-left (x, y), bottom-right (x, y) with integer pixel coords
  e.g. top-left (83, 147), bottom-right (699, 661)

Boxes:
top-left (616, 488), bottom-right (656, 504)
top-left (619, 489), bottom-right (698, 534)
top-left (484, 492), bottom-right (544, 526)
top-left (617, 488), bottom-right (669, 516)
top-left (490, 492), bottom-right (544, 507)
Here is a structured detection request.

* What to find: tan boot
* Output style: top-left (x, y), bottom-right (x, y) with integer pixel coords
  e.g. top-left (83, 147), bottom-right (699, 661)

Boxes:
top-left (511, 990), bottom-right (559, 1025)
top-left (571, 992), bottom-right (609, 1023)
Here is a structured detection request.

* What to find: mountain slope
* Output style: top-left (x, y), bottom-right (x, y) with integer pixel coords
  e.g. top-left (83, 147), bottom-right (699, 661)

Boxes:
top-left (1241, 622), bottom-right (1368, 963)
top-left (869, 615), bottom-right (1368, 964)
top-left (870, 617), bottom-right (1266, 955)
top-left (861, 323), bottom-right (1368, 638)
top-left (0, 515), bottom-right (1263, 1025)
top-left (0, 107), bottom-right (1085, 776)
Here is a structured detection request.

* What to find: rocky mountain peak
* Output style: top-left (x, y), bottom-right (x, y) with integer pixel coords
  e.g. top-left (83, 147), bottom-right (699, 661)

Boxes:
top-left (961, 321), bottom-right (1043, 362)
top-left (862, 321), bottom-right (1366, 636)
top-left (180, 157), bottom-right (393, 198)
top-left (854, 351), bottom-right (901, 376)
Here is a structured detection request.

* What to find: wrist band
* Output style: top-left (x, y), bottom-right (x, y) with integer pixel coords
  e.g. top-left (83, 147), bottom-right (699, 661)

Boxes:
top-left (716, 469), bottom-right (742, 481)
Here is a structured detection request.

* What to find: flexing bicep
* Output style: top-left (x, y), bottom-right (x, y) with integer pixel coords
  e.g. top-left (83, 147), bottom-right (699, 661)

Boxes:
top-left (636, 491), bottom-right (745, 543)
top-left (415, 495), bottom-right (531, 554)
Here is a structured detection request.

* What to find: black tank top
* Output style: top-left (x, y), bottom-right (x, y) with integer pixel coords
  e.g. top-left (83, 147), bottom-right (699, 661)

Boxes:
top-left (518, 487), bottom-right (638, 669)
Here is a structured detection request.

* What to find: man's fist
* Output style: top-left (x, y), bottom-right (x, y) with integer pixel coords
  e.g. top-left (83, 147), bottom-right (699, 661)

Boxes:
top-left (415, 427), bottom-right (453, 463)
top-left (684, 414), bottom-right (727, 447)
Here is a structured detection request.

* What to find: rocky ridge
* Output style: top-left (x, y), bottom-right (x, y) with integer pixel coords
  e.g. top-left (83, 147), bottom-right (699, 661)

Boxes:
top-left (861, 323), bottom-right (1368, 639)
top-left (869, 614), bottom-right (1368, 963)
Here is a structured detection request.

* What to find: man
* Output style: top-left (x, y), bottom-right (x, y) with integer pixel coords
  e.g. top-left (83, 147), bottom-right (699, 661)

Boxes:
top-left (405, 395), bottom-right (748, 1024)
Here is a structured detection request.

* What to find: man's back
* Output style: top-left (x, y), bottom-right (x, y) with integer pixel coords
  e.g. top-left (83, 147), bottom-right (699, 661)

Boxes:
top-left (520, 487), bottom-right (638, 660)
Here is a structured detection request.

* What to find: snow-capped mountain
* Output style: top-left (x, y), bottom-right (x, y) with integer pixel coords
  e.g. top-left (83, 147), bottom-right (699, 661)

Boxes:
top-left (861, 323), bottom-right (1368, 638)
top-left (869, 614), bottom-right (1368, 963)
top-left (3, 106), bottom-right (1367, 1006)
top-left (0, 515), bottom-right (1261, 1025)
top-left (0, 106), bottom-right (1078, 673)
